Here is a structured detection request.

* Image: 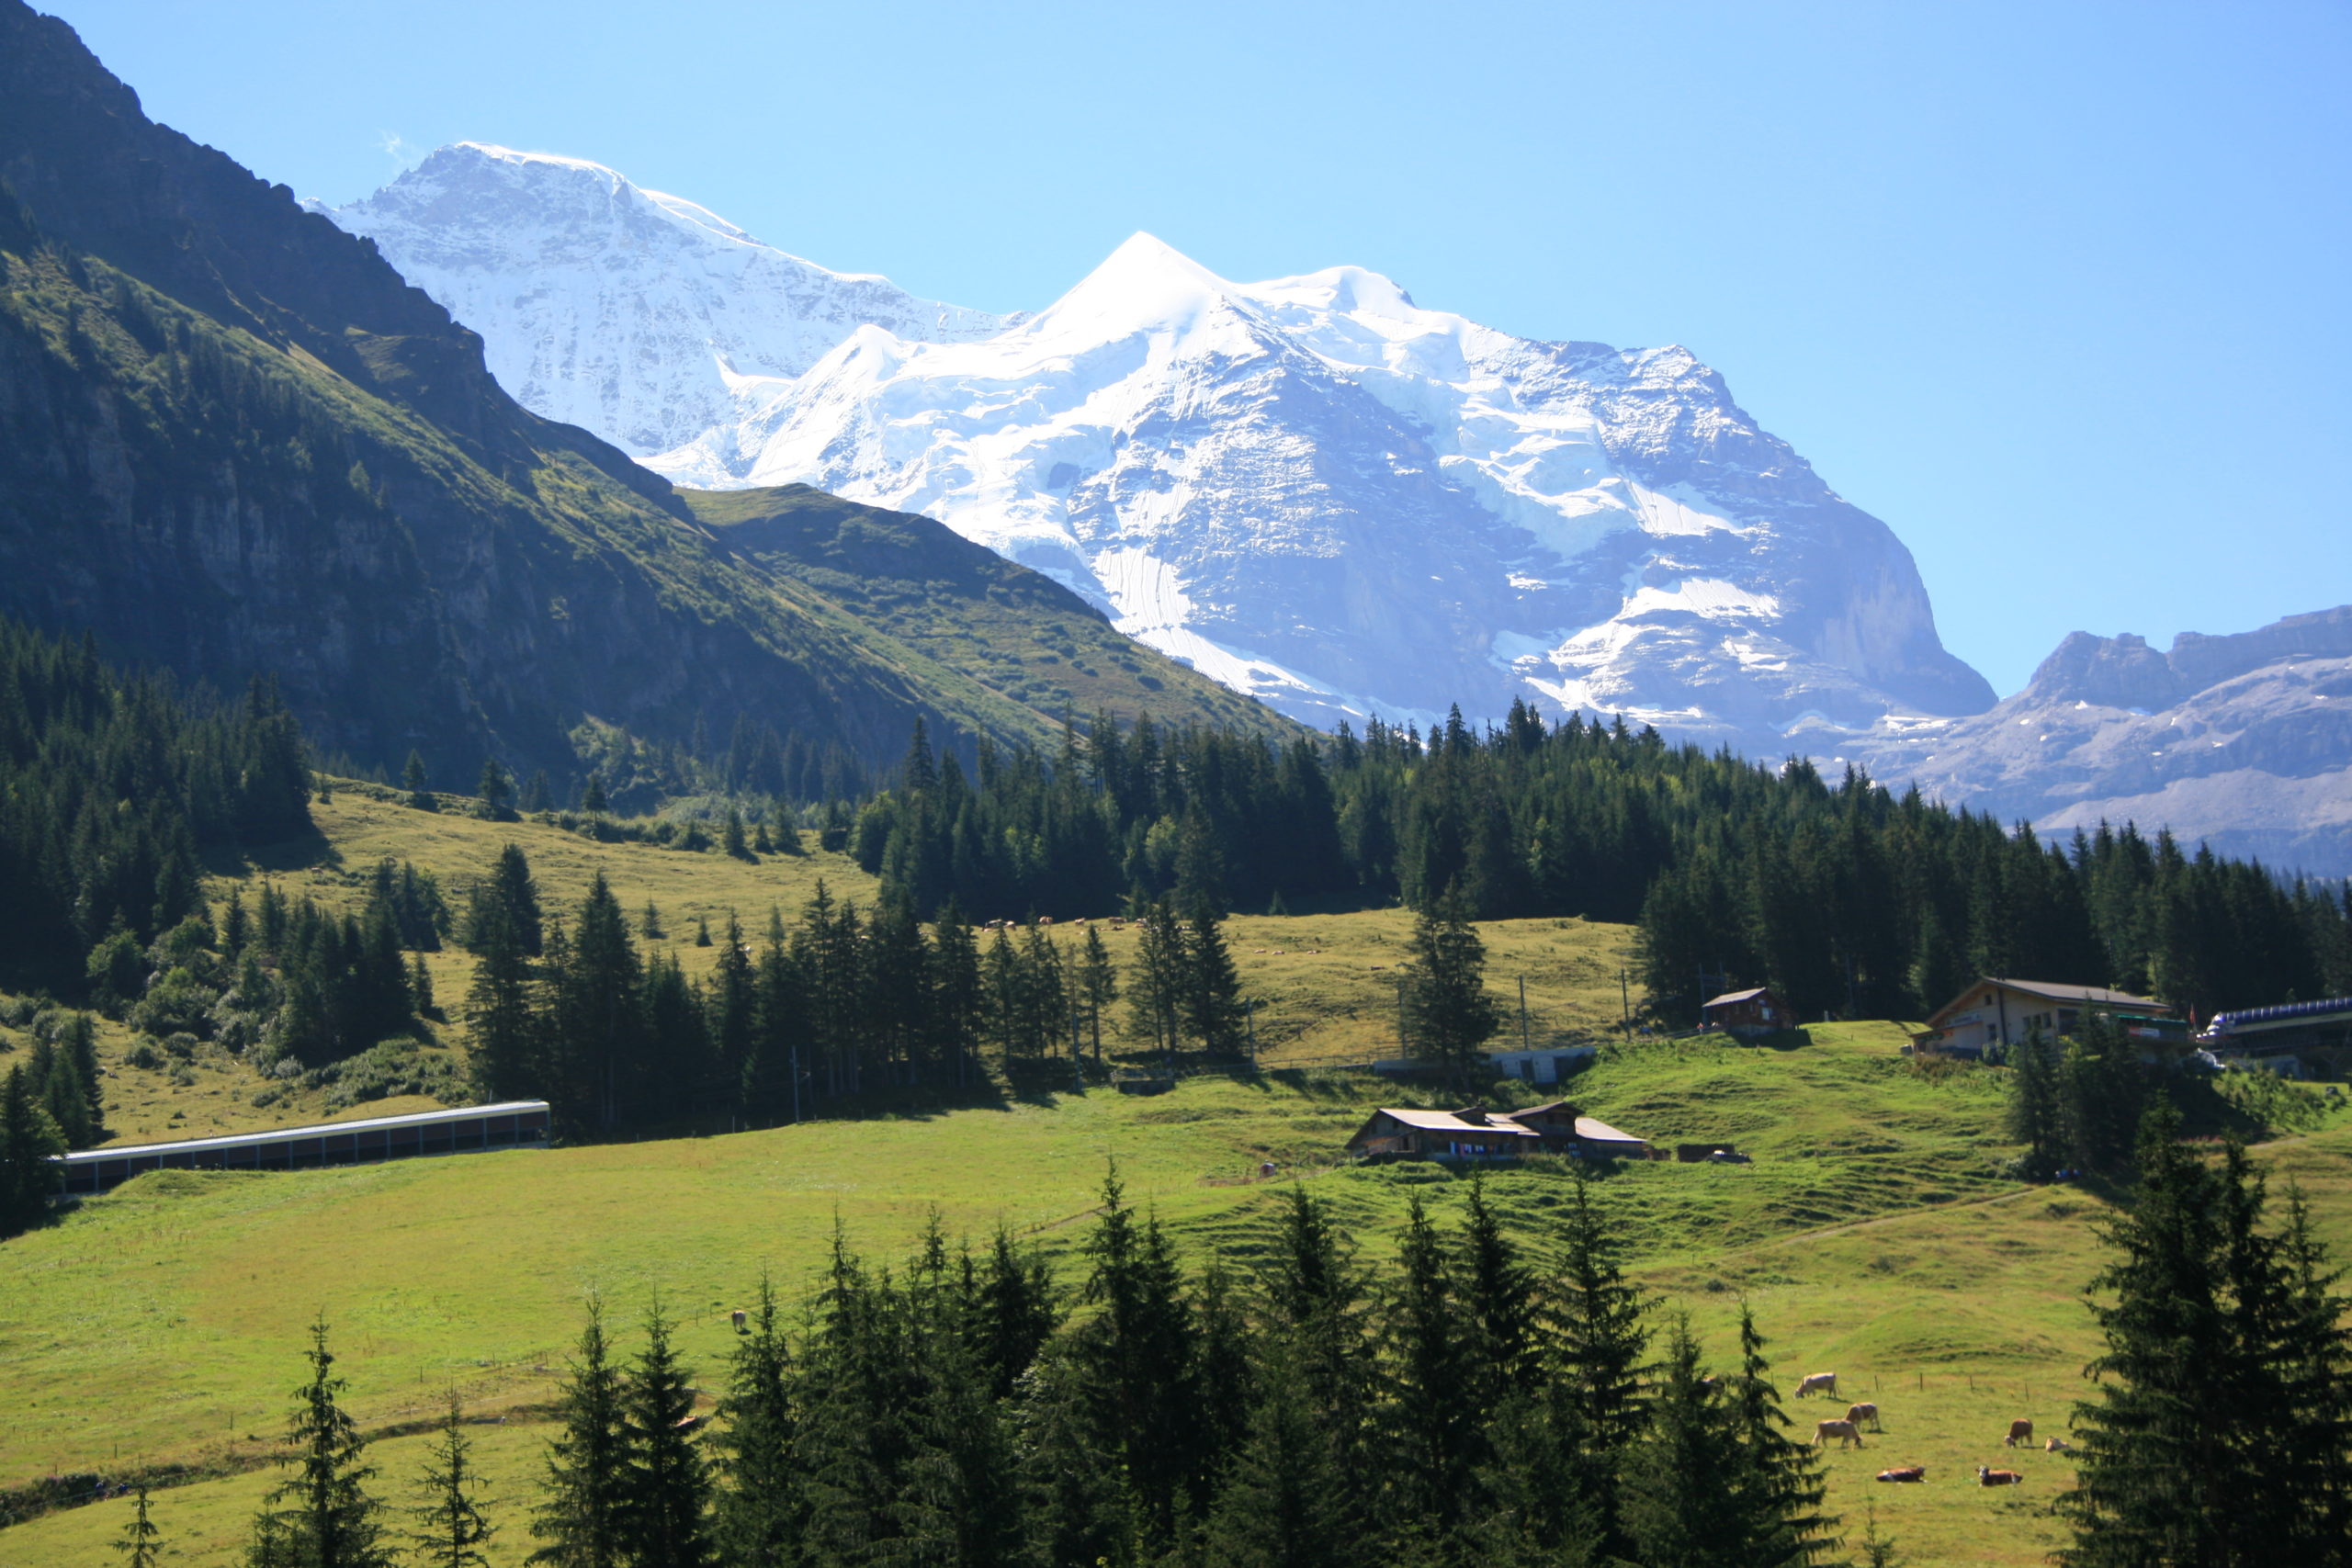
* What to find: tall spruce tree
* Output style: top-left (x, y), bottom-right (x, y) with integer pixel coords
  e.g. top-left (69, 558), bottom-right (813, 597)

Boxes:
top-left (0, 1064), bottom-right (61, 1236)
top-left (2058, 1103), bottom-right (2352, 1565)
top-left (1380, 1194), bottom-right (1475, 1549)
top-left (533, 1299), bottom-right (628, 1568)
top-left (711, 1275), bottom-right (801, 1568)
top-left (253, 1318), bottom-right (391, 1568)
top-left (616, 1300), bottom-right (713, 1568)
top-left (1077, 924), bottom-right (1119, 1065)
top-left (408, 1391), bottom-right (495, 1568)
top-left (1400, 886), bottom-right (1501, 1088)
top-left (1180, 910), bottom-right (1246, 1055)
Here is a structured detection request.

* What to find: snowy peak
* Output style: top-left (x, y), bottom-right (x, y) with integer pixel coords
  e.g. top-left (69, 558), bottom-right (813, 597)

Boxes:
top-left (324, 144), bottom-right (1013, 455)
top-left (333, 148), bottom-right (1995, 749)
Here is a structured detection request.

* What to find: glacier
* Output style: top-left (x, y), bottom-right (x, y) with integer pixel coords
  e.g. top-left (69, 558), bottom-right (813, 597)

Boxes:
top-left (326, 151), bottom-right (1996, 750)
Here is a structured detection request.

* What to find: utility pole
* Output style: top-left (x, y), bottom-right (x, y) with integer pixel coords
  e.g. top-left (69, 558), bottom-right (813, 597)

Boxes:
top-left (1519, 976), bottom-right (1532, 1052)
top-left (1396, 976), bottom-right (1408, 1057)
top-left (1620, 967), bottom-right (1631, 1036)
top-left (1071, 994), bottom-right (1084, 1092)
top-left (1247, 997), bottom-right (1258, 1066)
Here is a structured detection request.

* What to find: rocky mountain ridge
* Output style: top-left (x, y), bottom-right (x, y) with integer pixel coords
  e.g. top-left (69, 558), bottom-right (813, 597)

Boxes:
top-left (1859, 607), bottom-right (2352, 876)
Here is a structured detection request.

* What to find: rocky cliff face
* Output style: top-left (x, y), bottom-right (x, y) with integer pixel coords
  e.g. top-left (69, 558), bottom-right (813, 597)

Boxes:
top-left (1861, 607), bottom-right (2352, 876)
top-left (0, 2), bottom-right (1264, 785)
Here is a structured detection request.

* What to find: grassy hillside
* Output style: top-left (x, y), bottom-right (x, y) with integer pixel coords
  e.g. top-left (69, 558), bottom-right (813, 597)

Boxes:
top-left (24, 779), bottom-right (1633, 1145)
top-left (688, 485), bottom-right (1288, 740)
top-left (6, 1010), bottom-right (2346, 1566)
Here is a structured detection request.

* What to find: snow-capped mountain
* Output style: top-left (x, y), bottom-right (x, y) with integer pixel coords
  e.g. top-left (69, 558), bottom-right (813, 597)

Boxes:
top-left (334, 152), bottom-right (1995, 746)
top-left (317, 144), bottom-right (1013, 457)
top-left (650, 232), bottom-right (1995, 739)
top-left (1860, 607), bottom-right (2352, 877)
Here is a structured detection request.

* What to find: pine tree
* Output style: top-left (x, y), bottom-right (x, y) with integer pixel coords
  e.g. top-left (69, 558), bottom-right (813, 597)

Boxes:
top-left (616, 1300), bottom-right (713, 1568)
top-left (522, 770), bottom-right (554, 815)
top-left (464, 897), bottom-right (537, 1102)
top-left (0, 1064), bottom-right (63, 1237)
top-left (403, 751), bottom-right (435, 812)
top-left (640, 900), bottom-right (663, 941)
top-left (1457, 1174), bottom-right (1537, 1403)
top-left (583, 776), bottom-right (608, 818)
top-left (533, 1299), bottom-right (628, 1568)
top-left (723, 807), bottom-right (752, 862)
top-left (1181, 909), bottom-right (1246, 1055)
top-left (1555, 1166), bottom-right (1648, 1456)
top-left (1616, 1321), bottom-right (1751, 1568)
top-left (476, 760), bottom-right (514, 821)
top-left (711, 1275), bottom-right (801, 1568)
top-left (410, 952), bottom-right (436, 1016)
top-left (254, 1317), bottom-right (391, 1568)
top-left (1721, 1306), bottom-right (1836, 1567)
top-left (966, 1225), bottom-right (1060, 1401)
top-left (113, 1485), bottom-right (168, 1567)
top-left (1399, 886), bottom-right (1502, 1088)
top-left (1126, 902), bottom-right (1184, 1059)
top-left (1081, 931), bottom-right (1119, 1066)
top-left (2058, 1104), bottom-right (2352, 1565)
top-left (408, 1391), bottom-right (495, 1568)
top-left (2006, 1027), bottom-right (2064, 1177)
top-left (695, 916), bottom-right (713, 948)
top-left (1380, 1194), bottom-right (1475, 1544)
top-left (1200, 1354), bottom-right (1351, 1568)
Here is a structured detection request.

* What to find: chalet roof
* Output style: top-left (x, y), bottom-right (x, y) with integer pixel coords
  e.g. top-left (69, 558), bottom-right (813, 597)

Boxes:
top-left (1505, 1100), bottom-right (1575, 1119)
top-left (1925, 978), bottom-right (2171, 1031)
top-left (1704, 987), bottom-right (1772, 1008)
top-left (1574, 1115), bottom-right (1645, 1145)
top-left (1362, 1109), bottom-right (1540, 1139)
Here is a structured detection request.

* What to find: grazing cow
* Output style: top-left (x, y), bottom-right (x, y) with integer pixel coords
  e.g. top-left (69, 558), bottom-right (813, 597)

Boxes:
top-left (1845, 1401), bottom-right (1883, 1432)
top-left (672, 1413), bottom-right (704, 1433)
top-left (2045, 1438), bottom-right (2073, 1453)
top-left (2005, 1418), bottom-right (2034, 1448)
top-left (1978, 1467), bottom-right (2024, 1487)
top-left (1874, 1466), bottom-right (1926, 1483)
top-left (729, 1310), bottom-right (747, 1331)
top-left (1814, 1419), bottom-right (1864, 1449)
top-left (1796, 1372), bottom-right (1839, 1400)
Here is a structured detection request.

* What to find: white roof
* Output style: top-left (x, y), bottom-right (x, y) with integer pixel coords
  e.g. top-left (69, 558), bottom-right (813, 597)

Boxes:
top-left (1574, 1116), bottom-right (1645, 1145)
top-left (60, 1101), bottom-right (550, 1165)
top-left (1371, 1109), bottom-right (1540, 1139)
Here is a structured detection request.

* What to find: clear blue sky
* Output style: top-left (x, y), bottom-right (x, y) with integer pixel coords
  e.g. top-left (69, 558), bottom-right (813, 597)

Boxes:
top-left (42, 0), bottom-right (2351, 695)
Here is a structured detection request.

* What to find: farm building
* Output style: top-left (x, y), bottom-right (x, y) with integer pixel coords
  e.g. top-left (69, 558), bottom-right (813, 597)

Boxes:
top-left (1486, 1045), bottom-right (1596, 1084)
top-left (1501, 1101), bottom-right (1652, 1157)
top-left (1913, 979), bottom-right (2174, 1060)
top-left (53, 1101), bottom-right (551, 1195)
top-left (1345, 1107), bottom-right (1539, 1160)
top-left (1702, 987), bottom-right (1790, 1037)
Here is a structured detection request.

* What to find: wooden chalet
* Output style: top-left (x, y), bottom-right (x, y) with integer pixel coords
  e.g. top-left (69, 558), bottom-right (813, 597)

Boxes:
top-left (1702, 986), bottom-right (1789, 1038)
top-left (1914, 978), bottom-right (2174, 1060)
top-left (1345, 1107), bottom-right (1539, 1161)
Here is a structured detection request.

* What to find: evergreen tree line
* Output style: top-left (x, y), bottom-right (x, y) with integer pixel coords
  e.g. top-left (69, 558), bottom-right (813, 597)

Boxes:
top-left (0, 615), bottom-right (311, 996)
top-left (846, 706), bottom-right (2352, 1025)
top-left (458, 845), bottom-right (1258, 1134)
top-left (207, 1171), bottom-right (1859, 1568)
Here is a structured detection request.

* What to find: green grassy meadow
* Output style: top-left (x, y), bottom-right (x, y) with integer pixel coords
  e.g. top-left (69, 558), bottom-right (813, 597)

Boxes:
top-left (6, 790), bottom-right (2352, 1566)
top-left (6, 1010), bottom-right (2348, 1567)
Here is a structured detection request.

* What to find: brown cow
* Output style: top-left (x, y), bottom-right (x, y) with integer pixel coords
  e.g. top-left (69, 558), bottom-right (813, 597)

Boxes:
top-left (1978, 1466), bottom-right (2024, 1486)
top-left (1814, 1419), bottom-right (1864, 1449)
top-left (2004, 1418), bottom-right (2034, 1448)
top-left (1845, 1401), bottom-right (1882, 1432)
top-left (1796, 1372), bottom-right (1839, 1400)
top-left (1874, 1466), bottom-right (1926, 1483)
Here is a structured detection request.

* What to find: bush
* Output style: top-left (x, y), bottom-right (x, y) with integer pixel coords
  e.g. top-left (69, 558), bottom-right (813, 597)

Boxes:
top-left (131, 968), bottom-right (217, 1040)
top-left (308, 1037), bottom-right (465, 1111)
top-left (123, 1040), bottom-right (162, 1070)
top-left (85, 930), bottom-right (147, 1016)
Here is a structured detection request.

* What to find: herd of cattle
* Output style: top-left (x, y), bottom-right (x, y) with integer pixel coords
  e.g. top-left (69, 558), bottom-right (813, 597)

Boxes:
top-left (1791, 1371), bottom-right (2069, 1488)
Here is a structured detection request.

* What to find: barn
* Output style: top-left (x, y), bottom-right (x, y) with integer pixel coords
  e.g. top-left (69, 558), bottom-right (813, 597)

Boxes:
top-left (1702, 987), bottom-right (1789, 1038)
top-left (53, 1101), bottom-right (552, 1195)
top-left (1345, 1107), bottom-right (1540, 1161)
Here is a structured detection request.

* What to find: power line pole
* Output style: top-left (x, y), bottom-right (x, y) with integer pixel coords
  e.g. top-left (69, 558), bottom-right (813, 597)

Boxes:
top-left (1519, 976), bottom-right (1532, 1052)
